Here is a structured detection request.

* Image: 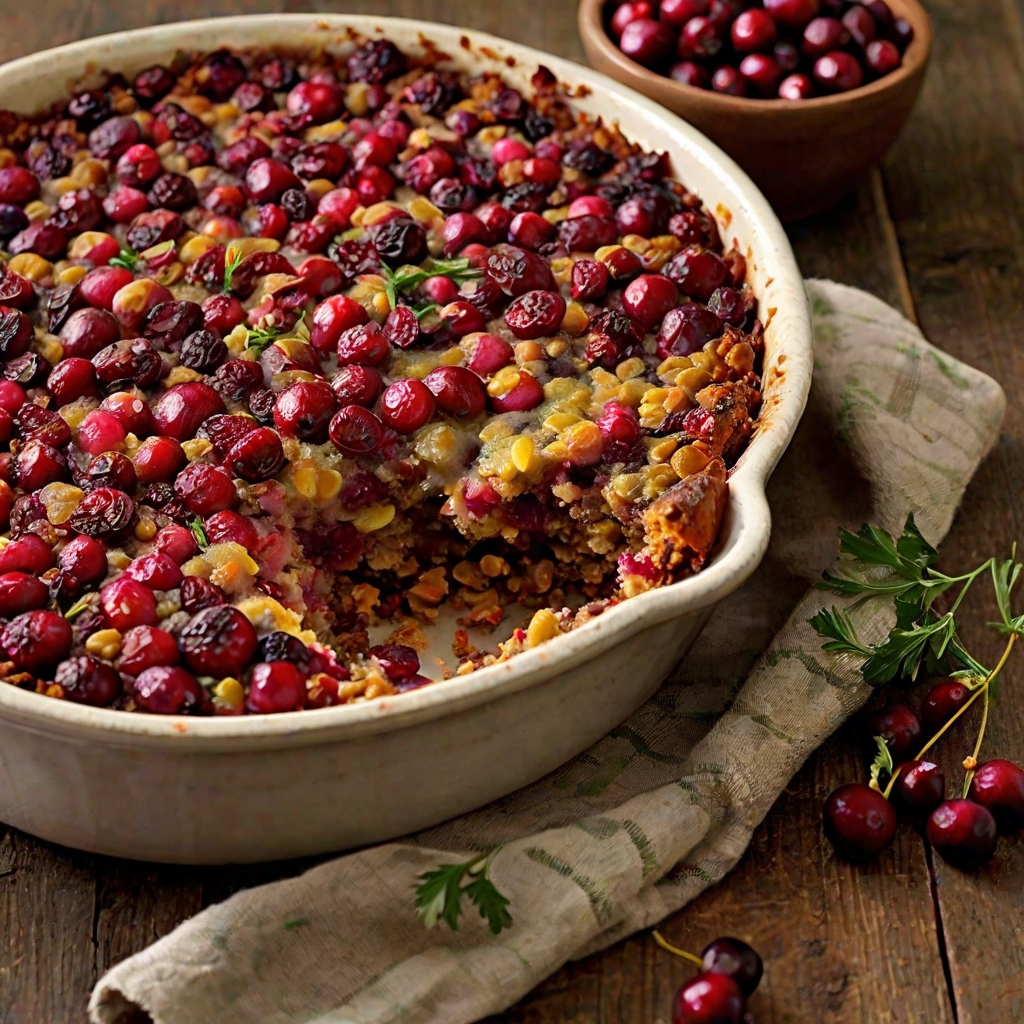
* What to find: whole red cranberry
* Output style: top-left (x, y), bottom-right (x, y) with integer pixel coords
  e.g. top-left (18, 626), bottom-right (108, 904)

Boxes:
top-left (153, 524), bottom-right (199, 566)
top-left (677, 16), bottom-right (723, 59)
top-left (47, 358), bottom-right (100, 406)
top-left (202, 294), bottom-right (246, 336)
top-left (920, 679), bottom-right (971, 730)
top-left (778, 73), bottom-right (816, 98)
top-left (700, 937), bottom-right (763, 997)
top-left (660, 0), bottom-right (708, 26)
top-left (671, 972), bottom-right (744, 1024)
top-left (967, 760), bottom-right (1024, 834)
top-left (596, 401), bottom-right (641, 461)
top-left (666, 246), bottom-right (730, 302)
top-left (0, 571), bottom-right (48, 616)
top-left (671, 61), bottom-right (712, 87)
top-left (423, 366), bottom-right (487, 418)
top-left (131, 436), bottom-right (184, 485)
top-left (928, 799), bottom-right (998, 870)
top-left (623, 273), bottom-right (679, 330)
top-left (77, 410), bottom-right (127, 457)
top-left (58, 534), bottom-right (107, 585)
top-left (620, 18), bottom-right (677, 69)
top-left (842, 4), bottom-right (877, 45)
top-left (380, 379), bottom-right (436, 434)
top-left (508, 211), bottom-right (555, 250)
top-left (1, 609), bottom-right (72, 675)
top-left (118, 624), bottom-right (180, 675)
top-left (330, 364), bottom-right (384, 407)
top-left (894, 760), bottom-right (946, 814)
top-left (205, 509), bottom-right (259, 550)
top-left (174, 462), bottom-right (237, 516)
top-left (273, 381), bottom-right (337, 441)
top-left (814, 50), bottom-right (865, 92)
top-left (764, 0), bottom-right (820, 29)
top-left (823, 783), bottom-right (897, 861)
top-left (381, 306), bottom-right (420, 350)
top-left (179, 605), bottom-right (258, 678)
top-left (329, 405), bottom-right (385, 456)
top-left (151, 382), bottom-right (226, 441)
top-left (133, 665), bottom-right (205, 714)
top-left (0, 307), bottom-right (33, 360)
top-left (56, 655), bottom-right (122, 706)
top-left (802, 16), bottom-right (850, 56)
top-left (866, 704), bottom-right (921, 760)
top-left (611, 0), bottom-right (654, 37)
top-left (245, 158), bottom-right (301, 204)
top-left (310, 294), bottom-right (370, 352)
top-left (246, 661), bottom-right (307, 713)
top-left (286, 80), bottom-right (344, 123)
top-left (125, 552), bottom-right (183, 590)
top-left (866, 38), bottom-right (902, 76)
top-left (59, 307), bottom-right (120, 359)
top-left (101, 577), bottom-right (158, 631)
top-left (463, 334), bottom-right (514, 376)
top-left (15, 441), bottom-right (68, 492)
top-left (438, 300), bottom-right (486, 340)
top-left (0, 166), bottom-right (41, 205)
top-left (116, 143), bottom-right (161, 187)
top-left (226, 427), bottom-right (285, 483)
top-left (711, 65), bottom-right (746, 96)
top-left (740, 53), bottom-right (784, 96)
top-left (732, 9), bottom-right (778, 52)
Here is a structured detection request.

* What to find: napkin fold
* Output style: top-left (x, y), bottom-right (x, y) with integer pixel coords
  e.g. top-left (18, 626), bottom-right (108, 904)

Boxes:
top-left (89, 281), bottom-right (1006, 1024)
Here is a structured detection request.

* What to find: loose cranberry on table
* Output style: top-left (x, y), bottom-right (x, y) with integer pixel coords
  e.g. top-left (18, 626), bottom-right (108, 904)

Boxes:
top-left (927, 799), bottom-right (998, 870)
top-left (967, 760), bottom-right (1024, 834)
top-left (823, 783), bottom-right (897, 861)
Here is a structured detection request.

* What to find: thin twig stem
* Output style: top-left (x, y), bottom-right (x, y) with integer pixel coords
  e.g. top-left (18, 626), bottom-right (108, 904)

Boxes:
top-left (652, 930), bottom-right (704, 968)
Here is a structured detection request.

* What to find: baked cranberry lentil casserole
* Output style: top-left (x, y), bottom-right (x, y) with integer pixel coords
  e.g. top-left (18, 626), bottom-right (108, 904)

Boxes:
top-left (0, 41), bottom-right (763, 716)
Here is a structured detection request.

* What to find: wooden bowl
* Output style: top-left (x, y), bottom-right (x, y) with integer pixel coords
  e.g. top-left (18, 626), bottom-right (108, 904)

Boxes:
top-left (578, 0), bottom-right (932, 220)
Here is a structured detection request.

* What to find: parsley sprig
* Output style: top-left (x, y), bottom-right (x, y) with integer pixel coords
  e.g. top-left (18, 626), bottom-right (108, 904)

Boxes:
top-left (813, 516), bottom-right (1024, 798)
top-left (414, 851), bottom-right (512, 935)
top-left (381, 257), bottom-right (481, 311)
top-left (222, 246), bottom-right (245, 294)
top-left (109, 246), bottom-right (140, 271)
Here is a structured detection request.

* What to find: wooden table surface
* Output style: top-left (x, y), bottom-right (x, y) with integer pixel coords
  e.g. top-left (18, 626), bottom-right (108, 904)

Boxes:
top-left (1, 1), bottom-right (1022, 1021)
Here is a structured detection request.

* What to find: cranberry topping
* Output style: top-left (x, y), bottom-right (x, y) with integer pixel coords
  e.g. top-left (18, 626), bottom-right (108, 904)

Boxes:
top-left (179, 605), bottom-right (258, 678)
top-left (133, 665), bottom-right (205, 714)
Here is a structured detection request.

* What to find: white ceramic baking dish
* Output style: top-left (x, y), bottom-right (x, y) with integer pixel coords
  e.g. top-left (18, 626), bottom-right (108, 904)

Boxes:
top-left (0, 14), bottom-right (812, 864)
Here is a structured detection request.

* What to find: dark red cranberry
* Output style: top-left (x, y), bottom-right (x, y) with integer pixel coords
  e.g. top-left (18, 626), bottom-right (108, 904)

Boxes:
top-left (711, 66), bottom-right (747, 96)
top-left (100, 575), bottom-right (158, 630)
top-left (423, 366), bottom-right (487, 418)
top-left (15, 441), bottom-right (67, 492)
top-left (212, 359), bottom-right (265, 402)
top-left (205, 509), bottom-right (259, 550)
top-left (928, 799), bottom-right (998, 870)
top-left (329, 405), bottom-right (385, 457)
top-left (486, 246), bottom-right (556, 296)
top-left (678, 16), bottom-right (724, 59)
top-left (154, 523), bottom-right (199, 566)
top-left (92, 337), bottom-right (163, 390)
top-left (670, 61), bottom-right (711, 87)
top-left (659, 0), bottom-right (709, 27)
top-left (151, 382), bottom-right (226, 441)
top-left (842, 4), bottom-right (877, 45)
top-left (889, 16), bottom-right (914, 50)
top-left (245, 158), bottom-right (301, 204)
top-left (764, 0), bottom-right (820, 28)
top-left (381, 305), bottom-right (421, 350)
top-left (87, 116), bottom-right (140, 161)
top-left (778, 72), bottom-right (816, 99)
top-left (369, 643), bottom-right (420, 681)
top-left (118, 625), bottom-right (180, 676)
top-left (18, 403), bottom-right (71, 447)
top-left (348, 39), bottom-right (408, 83)
top-left (177, 329), bottom-right (226, 373)
top-left (824, 783), bottom-right (897, 861)
top-left (125, 552), bottom-right (183, 591)
top-left (623, 274), bottom-right (679, 330)
top-left (740, 53), bottom-right (784, 96)
top-left (1, 609), bottom-right (72, 674)
top-left (612, 0), bottom-right (655, 36)
top-left (217, 136), bottom-right (271, 177)
top-left (429, 178), bottom-right (478, 215)
top-left (47, 358), bottom-right (100, 407)
top-left (442, 212), bottom-right (490, 255)
top-left (671, 973), bottom-right (744, 1024)
top-left (373, 217), bottom-right (428, 267)
top-left (58, 534), bottom-right (107, 585)
top-left (380, 379), bottom-right (436, 434)
top-left (0, 166), bottom-right (40, 205)
top-left (49, 188), bottom-right (102, 233)
top-left (174, 463), bottom-right (237, 515)
top-left (133, 65), bottom-right (175, 105)
top-left (286, 79), bottom-right (345, 123)
top-left (226, 427), bottom-right (285, 483)
top-left (0, 307), bottom-right (33, 359)
top-left (620, 18), bottom-right (678, 68)
top-left (180, 576), bottom-right (226, 614)
top-left (803, 16), bottom-right (850, 56)
top-left (272, 381), bottom-right (337, 441)
top-left (336, 322), bottom-right (390, 367)
top-left (125, 209), bottom-right (183, 250)
top-left (0, 571), bottom-right (48, 616)
top-left (147, 172), bottom-right (198, 213)
top-left (57, 308), bottom-right (118, 361)
top-left (68, 487), bottom-right (134, 538)
top-left (0, 203), bottom-right (28, 240)
top-left (894, 760), bottom-right (946, 814)
top-left (55, 655), bottom-right (121, 706)
top-left (866, 704), bottom-right (921, 760)
top-left (508, 211), bottom-right (555, 251)
top-left (9, 221), bottom-right (68, 260)
top-left (571, 259), bottom-right (611, 302)
top-left (731, 8), bottom-right (778, 51)
top-left (616, 196), bottom-right (668, 239)
top-left (700, 937), bottom-right (763, 997)
top-left (133, 665), bottom-right (204, 714)
top-left (866, 38), bottom-right (901, 75)
top-left (666, 247), bottom-right (730, 302)
top-left (144, 299), bottom-right (205, 350)
top-left (669, 210), bottom-right (721, 249)
top-left (814, 50), bottom-right (865, 92)
top-left (330, 365), bottom-right (384, 408)
top-left (586, 309), bottom-right (645, 368)
top-left (246, 661), bottom-right (307, 713)
top-left (919, 679), bottom-right (971, 730)
top-left (195, 49), bottom-right (246, 101)
top-left (338, 471), bottom-right (388, 512)
top-left (80, 452), bottom-right (137, 494)
top-left (179, 605), bottom-right (258, 678)
top-left (707, 287), bottom-right (748, 325)
top-left (967, 760), bottom-right (1024, 834)
top-left (774, 39), bottom-right (802, 70)
top-left (476, 202), bottom-right (515, 242)
top-left (4, 351), bottom-right (51, 389)
top-left (657, 303), bottom-right (724, 358)
top-left (505, 290), bottom-right (566, 340)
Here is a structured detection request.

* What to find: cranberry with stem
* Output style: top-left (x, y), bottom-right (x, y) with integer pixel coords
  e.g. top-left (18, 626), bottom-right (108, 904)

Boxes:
top-left (893, 760), bottom-right (946, 814)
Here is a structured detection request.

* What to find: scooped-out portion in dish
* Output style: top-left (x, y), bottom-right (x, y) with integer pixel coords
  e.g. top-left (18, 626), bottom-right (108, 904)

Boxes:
top-left (0, 39), bottom-right (763, 715)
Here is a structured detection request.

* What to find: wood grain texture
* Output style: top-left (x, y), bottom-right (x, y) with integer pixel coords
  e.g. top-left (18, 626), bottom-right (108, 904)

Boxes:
top-left (0, 1), bottom-right (1018, 1021)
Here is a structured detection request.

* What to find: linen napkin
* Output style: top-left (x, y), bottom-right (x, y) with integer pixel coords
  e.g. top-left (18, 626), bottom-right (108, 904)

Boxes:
top-left (89, 280), bottom-right (1006, 1024)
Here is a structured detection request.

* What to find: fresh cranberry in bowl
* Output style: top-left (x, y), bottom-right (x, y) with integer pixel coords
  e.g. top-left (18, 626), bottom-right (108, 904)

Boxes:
top-left (423, 366), bottom-right (487, 418)
top-left (623, 273), bottom-right (679, 329)
top-left (179, 605), bottom-right (258, 678)
top-left (118, 625), bottom-right (181, 676)
top-left (55, 656), bottom-right (122, 707)
top-left (1, 609), bottom-right (72, 675)
top-left (273, 381), bottom-right (337, 441)
top-left (247, 661), bottom-right (307, 714)
top-left (133, 665), bottom-right (205, 715)
top-left (620, 18), bottom-right (677, 69)
top-left (100, 576), bottom-right (158, 631)
top-left (814, 50), bottom-right (865, 92)
top-left (380, 379), bottom-right (436, 434)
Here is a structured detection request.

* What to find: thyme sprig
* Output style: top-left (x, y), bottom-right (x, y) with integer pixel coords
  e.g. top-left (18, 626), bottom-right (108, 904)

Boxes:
top-left (414, 851), bottom-right (512, 935)
top-left (381, 257), bottom-right (481, 311)
top-left (222, 245), bottom-right (246, 294)
top-left (108, 246), bottom-right (140, 271)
